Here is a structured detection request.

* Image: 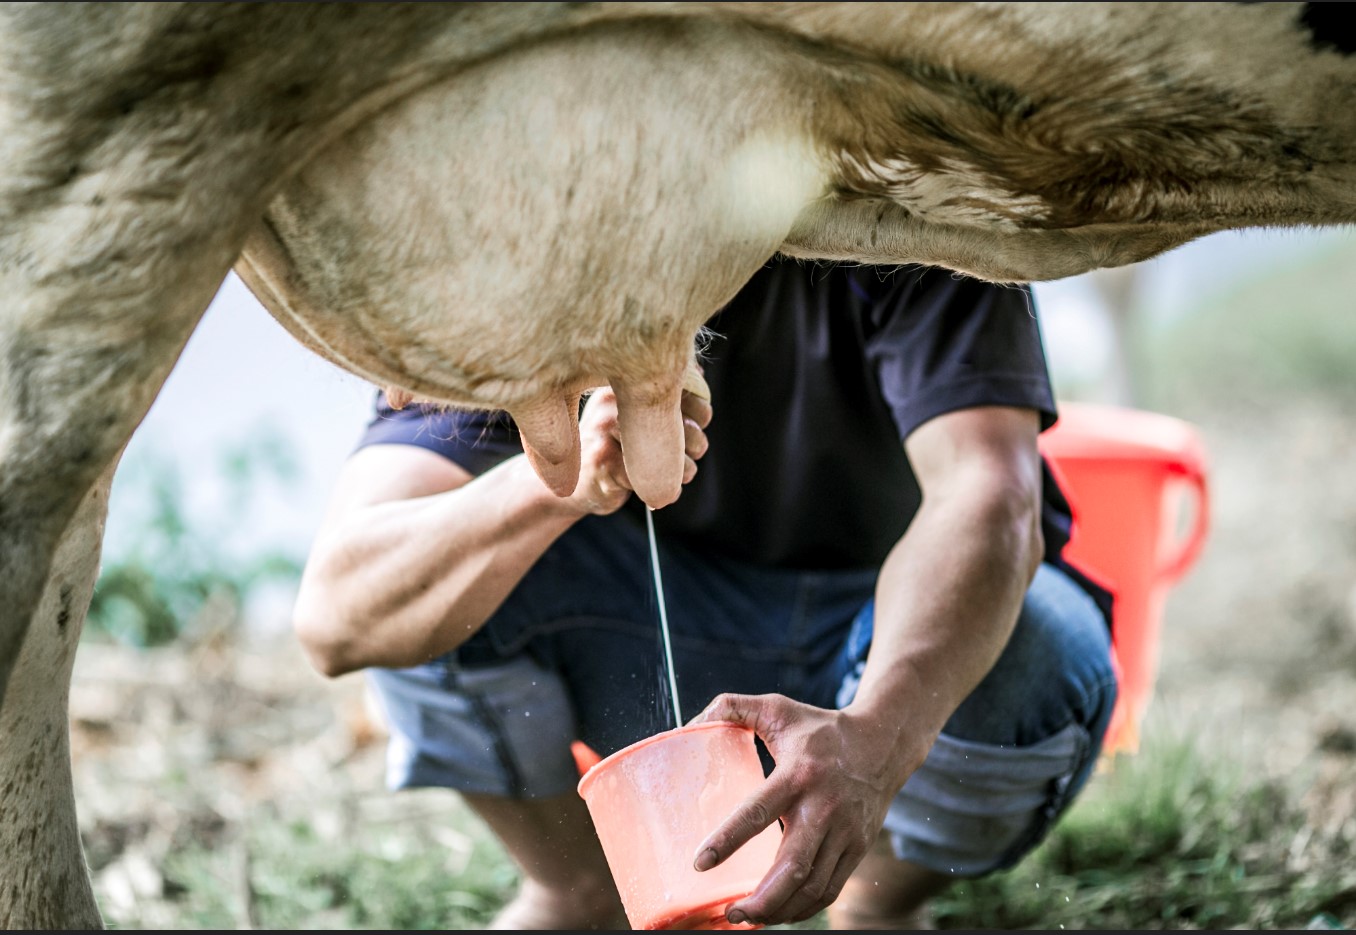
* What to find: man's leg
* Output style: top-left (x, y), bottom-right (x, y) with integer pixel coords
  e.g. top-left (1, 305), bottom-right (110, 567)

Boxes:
top-left (828, 833), bottom-right (948, 930)
top-left (460, 791), bottom-right (626, 930)
top-left (364, 515), bottom-right (821, 928)
top-left (828, 562), bottom-right (1118, 928)
top-left (366, 652), bottom-right (630, 930)
top-left (361, 512), bottom-right (689, 930)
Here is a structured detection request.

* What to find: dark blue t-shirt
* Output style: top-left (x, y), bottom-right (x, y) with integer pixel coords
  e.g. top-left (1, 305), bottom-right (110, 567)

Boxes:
top-left (357, 259), bottom-right (1110, 620)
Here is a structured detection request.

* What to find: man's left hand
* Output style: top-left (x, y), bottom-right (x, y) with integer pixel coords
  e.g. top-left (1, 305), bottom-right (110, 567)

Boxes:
top-left (688, 693), bottom-right (930, 925)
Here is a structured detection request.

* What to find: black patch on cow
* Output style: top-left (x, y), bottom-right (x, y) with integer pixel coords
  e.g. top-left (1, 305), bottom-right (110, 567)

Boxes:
top-left (1301, 3), bottom-right (1356, 56)
top-left (57, 584), bottom-right (72, 630)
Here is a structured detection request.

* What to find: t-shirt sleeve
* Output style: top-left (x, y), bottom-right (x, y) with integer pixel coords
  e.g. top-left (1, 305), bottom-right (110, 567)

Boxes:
top-left (353, 392), bottom-right (524, 477)
top-left (860, 266), bottom-right (1057, 442)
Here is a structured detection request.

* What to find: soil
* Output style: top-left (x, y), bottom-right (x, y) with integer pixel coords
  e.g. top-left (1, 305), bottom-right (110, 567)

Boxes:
top-left (1152, 394), bottom-right (1356, 836)
top-left (65, 394), bottom-right (1356, 927)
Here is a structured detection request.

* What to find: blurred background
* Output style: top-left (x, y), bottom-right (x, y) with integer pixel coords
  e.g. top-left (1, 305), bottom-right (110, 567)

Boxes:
top-left (73, 228), bottom-right (1356, 929)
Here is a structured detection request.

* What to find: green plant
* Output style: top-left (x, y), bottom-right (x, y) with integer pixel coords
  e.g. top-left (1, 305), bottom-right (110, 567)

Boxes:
top-left (931, 725), bottom-right (1354, 930)
top-left (87, 431), bottom-right (305, 648)
top-left (99, 718), bottom-right (1356, 931)
top-left (150, 799), bottom-right (518, 931)
top-left (1144, 241), bottom-right (1356, 414)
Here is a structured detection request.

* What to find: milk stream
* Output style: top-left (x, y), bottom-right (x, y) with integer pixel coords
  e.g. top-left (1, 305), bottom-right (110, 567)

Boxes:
top-left (646, 507), bottom-right (684, 729)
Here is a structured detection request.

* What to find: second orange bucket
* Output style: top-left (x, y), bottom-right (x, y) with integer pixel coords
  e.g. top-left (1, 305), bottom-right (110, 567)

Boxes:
top-left (1039, 402), bottom-right (1210, 755)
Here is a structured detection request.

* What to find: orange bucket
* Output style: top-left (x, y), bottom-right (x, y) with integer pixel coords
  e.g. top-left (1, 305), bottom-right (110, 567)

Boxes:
top-left (1039, 403), bottom-right (1210, 755)
top-left (577, 722), bottom-right (780, 930)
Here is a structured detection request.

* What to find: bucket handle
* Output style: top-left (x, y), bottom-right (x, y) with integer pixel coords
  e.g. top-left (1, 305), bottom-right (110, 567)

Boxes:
top-left (1157, 465), bottom-right (1209, 583)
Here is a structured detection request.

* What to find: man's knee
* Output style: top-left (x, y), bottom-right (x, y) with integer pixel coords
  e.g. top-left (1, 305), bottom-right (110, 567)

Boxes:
top-left (944, 563), bottom-right (1117, 749)
top-left (884, 719), bottom-right (1101, 877)
top-left (880, 564), bottom-right (1118, 877)
top-left (366, 656), bottom-right (581, 799)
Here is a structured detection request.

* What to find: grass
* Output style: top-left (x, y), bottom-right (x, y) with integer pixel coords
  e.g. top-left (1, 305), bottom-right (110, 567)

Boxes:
top-left (112, 720), bottom-right (1353, 930)
top-left (140, 793), bottom-right (518, 930)
top-left (931, 723), bottom-right (1355, 930)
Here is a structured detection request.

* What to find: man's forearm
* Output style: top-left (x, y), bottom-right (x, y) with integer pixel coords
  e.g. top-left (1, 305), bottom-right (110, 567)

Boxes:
top-left (295, 454), bottom-right (583, 675)
top-left (846, 486), bottom-right (1043, 787)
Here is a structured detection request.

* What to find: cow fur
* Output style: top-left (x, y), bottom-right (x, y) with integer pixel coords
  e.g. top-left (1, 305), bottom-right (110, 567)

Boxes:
top-left (1, 3), bottom-right (1352, 927)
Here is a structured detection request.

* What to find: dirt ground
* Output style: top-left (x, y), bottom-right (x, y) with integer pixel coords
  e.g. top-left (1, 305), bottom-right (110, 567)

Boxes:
top-left (1151, 395), bottom-right (1356, 836)
top-left (66, 393), bottom-right (1356, 928)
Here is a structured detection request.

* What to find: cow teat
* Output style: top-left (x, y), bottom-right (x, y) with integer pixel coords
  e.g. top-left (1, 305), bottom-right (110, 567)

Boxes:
top-left (510, 367), bottom-right (694, 510)
top-left (512, 394), bottom-right (584, 499)
top-left (612, 372), bottom-right (688, 510)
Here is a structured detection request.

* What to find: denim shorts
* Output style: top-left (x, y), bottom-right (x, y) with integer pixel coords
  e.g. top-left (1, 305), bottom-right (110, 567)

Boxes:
top-left (367, 511), bottom-right (1118, 876)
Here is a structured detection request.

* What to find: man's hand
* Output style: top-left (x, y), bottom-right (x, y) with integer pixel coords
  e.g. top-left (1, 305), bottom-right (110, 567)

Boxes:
top-left (688, 693), bottom-right (932, 926)
top-left (564, 373), bottom-right (711, 516)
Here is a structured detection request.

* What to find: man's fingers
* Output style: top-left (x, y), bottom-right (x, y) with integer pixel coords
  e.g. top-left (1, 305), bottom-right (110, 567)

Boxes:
top-left (384, 386), bottom-right (414, 410)
top-left (691, 692), bottom-right (766, 732)
top-left (511, 395), bottom-right (582, 497)
top-left (726, 819), bottom-right (838, 926)
top-left (682, 363), bottom-right (711, 402)
top-left (682, 392), bottom-right (713, 431)
top-left (693, 779), bottom-right (793, 874)
top-left (683, 417), bottom-right (709, 461)
top-left (683, 454), bottom-right (699, 486)
top-left (681, 362), bottom-right (713, 430)
top-left (758, 830), bottom-right (863, 924)
top-left (791, 844), bottom-right (863, 923)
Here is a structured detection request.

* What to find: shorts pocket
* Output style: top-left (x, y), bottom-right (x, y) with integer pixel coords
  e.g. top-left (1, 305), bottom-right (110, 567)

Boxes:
top-left (885, 722), bottom-right (1091, 876)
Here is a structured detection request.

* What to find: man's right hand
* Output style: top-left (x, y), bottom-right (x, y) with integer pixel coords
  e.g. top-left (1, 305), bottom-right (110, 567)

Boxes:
top-left (566, 374), bottom-right (712, 516)
top-left (294, 368), bottom-right (710, 675)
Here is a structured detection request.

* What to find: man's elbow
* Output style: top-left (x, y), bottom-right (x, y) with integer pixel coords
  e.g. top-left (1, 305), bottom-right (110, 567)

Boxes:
top-left (1005, 479), bottom-right (1045, 583)
top-left (981, 482), bottom-right (1044, 583)
top-left (1021, 504), bottom-right (1045, 582)
top-left (293, 592), bottom-right (364, 679)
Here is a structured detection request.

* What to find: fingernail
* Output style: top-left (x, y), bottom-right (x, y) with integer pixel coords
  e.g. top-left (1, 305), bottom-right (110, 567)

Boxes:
top-left (727, 909), bottom-right (748, 925)
top-left (694, 848), bottom-right (718, 872)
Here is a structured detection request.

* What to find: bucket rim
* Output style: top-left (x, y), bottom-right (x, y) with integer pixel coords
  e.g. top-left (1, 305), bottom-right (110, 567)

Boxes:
top-left (576, 720), bottom-right (753, 798)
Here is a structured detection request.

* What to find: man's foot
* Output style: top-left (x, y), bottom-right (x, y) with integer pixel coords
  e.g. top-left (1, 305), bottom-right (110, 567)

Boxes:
top-left (460, 790), bottom-right (628, 930)
top-left (827, 895), bottom-right (936, 930)
top-left (826, 833), bottom-right (950, 930)
top-left (489, 877), bottom-right (628, 930)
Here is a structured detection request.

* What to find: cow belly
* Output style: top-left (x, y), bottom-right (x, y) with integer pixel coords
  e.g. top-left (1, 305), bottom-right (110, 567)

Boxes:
top-left (239, 16), bottom-right (828, 416)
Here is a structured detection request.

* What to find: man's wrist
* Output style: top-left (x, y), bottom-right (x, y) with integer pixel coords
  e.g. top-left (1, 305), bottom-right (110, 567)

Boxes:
top-left (838, 701), bottom-right (937, 793)
top-left (499, 455), bottom-right (594, 522)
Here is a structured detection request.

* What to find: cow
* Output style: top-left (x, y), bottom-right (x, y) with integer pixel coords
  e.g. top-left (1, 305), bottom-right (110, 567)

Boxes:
top-left (1, 2), bottom-right (1352, 927)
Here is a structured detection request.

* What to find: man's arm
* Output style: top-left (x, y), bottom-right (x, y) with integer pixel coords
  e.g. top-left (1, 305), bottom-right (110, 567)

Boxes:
top-left (293, 386), bottom-right (711, 676)
top-left (853, 404), bottom-right (1044, 753)
top-left (692, 405), bottom-right (1044, 926)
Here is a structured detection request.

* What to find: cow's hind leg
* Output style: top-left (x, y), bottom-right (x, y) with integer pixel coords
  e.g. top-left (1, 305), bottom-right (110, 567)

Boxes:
top-left (0, 6), bottom-right (488, 923)
top-left (0, 463), bottom-right (118, 929)
top-left (0, 264), bottom-right (227, 695)
top-left (0, 205), bottom-right (244, 926)
top-left (0, 96), bottom-right (292, 935)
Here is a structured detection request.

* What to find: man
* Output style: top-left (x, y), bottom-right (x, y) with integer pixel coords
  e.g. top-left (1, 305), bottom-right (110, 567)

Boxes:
top-left (293, 259), bottom-right (1117, 929)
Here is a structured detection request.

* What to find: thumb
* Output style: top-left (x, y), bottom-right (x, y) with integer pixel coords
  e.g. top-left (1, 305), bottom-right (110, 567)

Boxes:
top-left (692, 692), bottom-right (775, 735)
top-left (682, 362), bottom-right (711, 402)
top-left (384, 386), bottom-right (415, 410)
